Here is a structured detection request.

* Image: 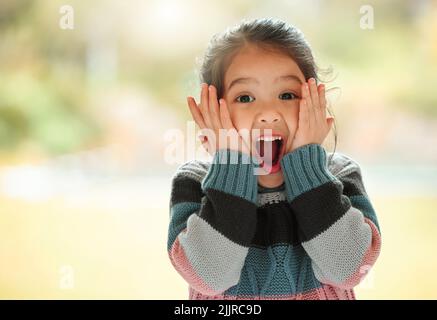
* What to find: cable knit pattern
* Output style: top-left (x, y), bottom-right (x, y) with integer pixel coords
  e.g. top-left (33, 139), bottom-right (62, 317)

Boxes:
top-left (168, 144), bottom-right (381, 299)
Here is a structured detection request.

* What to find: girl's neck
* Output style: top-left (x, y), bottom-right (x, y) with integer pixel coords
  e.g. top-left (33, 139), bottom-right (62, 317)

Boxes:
top-left (257, 171), bottom-right (284, 189)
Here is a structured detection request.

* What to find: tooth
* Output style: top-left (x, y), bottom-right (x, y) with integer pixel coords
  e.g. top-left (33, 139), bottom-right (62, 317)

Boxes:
top-left (257, 136), bottom-right (283, 142)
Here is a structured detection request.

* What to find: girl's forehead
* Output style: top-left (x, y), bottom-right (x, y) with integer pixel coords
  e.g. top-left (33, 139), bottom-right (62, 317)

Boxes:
top-left (224, 47), bottom-right (305, 87)
top-left (229, 45), bottom-right (291, 65)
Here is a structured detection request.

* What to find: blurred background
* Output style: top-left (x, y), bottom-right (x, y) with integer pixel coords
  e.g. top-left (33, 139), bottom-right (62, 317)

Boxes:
top-left (0, 0), bottom-right (436, 299)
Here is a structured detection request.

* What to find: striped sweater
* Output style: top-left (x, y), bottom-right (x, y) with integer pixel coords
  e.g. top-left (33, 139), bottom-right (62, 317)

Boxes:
top-left (167, 143), bottom-right (381, 300)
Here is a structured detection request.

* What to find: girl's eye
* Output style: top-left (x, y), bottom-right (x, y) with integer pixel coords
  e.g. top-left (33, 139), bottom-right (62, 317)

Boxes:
top-left (235, 92), bottom-right (299, 103)
top-left (279, 92), bottom-right (299, 100)
top-left (236, 95), bottom-right (255, 103)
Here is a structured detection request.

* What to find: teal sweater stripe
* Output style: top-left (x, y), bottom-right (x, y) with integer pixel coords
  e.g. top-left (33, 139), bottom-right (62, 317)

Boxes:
top-left (201, 149), bottom-right (258, 204)
top-left (167, 202), bottom-right (201, 251)
top-left (280, 144), bottom-right (337, 202)
top-left (224, 244), bottom-right (322, 296)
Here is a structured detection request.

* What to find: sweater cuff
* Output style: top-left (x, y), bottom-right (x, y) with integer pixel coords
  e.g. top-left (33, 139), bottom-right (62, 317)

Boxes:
top-left (201, 149), bottom-right (258, 204)
top-left (280, 144), bottom-right (337, 202)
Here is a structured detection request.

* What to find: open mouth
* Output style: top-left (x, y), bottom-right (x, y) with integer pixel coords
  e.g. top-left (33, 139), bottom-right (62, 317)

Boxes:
top-left (255, 134), bottom-right (286, 174)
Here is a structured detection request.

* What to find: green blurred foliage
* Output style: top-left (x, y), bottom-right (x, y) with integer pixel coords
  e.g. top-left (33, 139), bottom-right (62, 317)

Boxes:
top-left (0, 72), bottom-right (101, 153)
top-left (0, 0), bottom-right (101, 155)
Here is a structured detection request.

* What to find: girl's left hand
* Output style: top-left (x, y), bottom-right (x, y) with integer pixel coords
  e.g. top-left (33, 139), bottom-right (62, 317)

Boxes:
top-left (288, 78), bottom-right (335, 153)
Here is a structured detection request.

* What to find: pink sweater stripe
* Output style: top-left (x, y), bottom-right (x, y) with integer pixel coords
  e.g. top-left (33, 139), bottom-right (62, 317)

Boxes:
top-left (189, 284), bottom-right (356, 300)
top-left (169, 235), bottom-right (222, 296)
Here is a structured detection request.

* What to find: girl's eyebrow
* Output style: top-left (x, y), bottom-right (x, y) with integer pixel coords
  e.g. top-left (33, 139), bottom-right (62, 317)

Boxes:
top-left (227, 74), bottom-right (302, 91)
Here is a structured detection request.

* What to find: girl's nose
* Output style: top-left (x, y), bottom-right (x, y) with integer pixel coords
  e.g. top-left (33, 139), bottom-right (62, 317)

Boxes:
top-left (258, 111), bottom-right (281, 124)
top-left (260, 117), bottom-right (279, 123)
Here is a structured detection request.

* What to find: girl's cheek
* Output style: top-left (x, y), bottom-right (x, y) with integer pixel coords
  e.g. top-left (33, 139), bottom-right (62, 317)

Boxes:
top-left (228, 104), bottom-right (239, 124)
top-left (285, 109), bottom-right (299, 128)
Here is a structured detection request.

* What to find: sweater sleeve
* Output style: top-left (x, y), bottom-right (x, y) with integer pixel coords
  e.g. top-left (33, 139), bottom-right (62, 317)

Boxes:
top-left (280, 143), bottom-right (381, 289)
top-left (167, 149), bottom-right (258, 296)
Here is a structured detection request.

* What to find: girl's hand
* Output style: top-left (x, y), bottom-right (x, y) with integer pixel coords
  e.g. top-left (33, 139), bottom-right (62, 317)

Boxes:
top-left (288, 78), bottom-right (335, 153)
top-left (186, 83), bottom-right (251, 156)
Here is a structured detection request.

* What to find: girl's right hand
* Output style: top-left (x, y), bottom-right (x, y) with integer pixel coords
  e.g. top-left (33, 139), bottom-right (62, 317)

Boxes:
top-left (186, 83), bottom-right (251, 156)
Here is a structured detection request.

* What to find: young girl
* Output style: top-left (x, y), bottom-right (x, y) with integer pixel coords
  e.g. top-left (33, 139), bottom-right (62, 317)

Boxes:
top-left (167, 18), bottom-right (381, 300)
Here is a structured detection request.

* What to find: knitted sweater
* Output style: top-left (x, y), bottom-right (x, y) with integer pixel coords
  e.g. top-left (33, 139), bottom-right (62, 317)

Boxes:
top-left (167, 143), bottom-right (381, 300)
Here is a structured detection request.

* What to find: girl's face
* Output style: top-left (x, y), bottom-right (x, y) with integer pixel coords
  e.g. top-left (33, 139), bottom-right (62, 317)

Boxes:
top-left (222, 44), bottom-right (306, 184)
